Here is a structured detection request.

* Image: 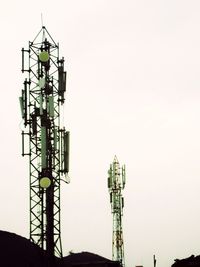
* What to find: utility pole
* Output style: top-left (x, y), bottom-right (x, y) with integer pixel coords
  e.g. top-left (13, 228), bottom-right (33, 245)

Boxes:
top-left (20, 26), bottom-right (69, 264)
top-left (108, 156), bottom-right (126, 267)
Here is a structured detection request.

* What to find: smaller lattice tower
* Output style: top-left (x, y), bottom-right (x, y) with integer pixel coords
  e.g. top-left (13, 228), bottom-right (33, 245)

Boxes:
top-left (108, 156), bottom-right (126, 267)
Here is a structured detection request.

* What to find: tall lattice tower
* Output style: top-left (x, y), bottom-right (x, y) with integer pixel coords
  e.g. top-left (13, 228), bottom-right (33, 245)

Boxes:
top-left (108, 156), bottom-right (126, 267)
top-left (19, 26), bottom-right (69, 261)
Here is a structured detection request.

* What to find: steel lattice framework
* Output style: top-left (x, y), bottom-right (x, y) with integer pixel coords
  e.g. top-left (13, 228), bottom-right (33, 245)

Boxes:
top-left (20, 26), bottom-right (69, 260)
top-left (108, 156), bottom-right (126, 267)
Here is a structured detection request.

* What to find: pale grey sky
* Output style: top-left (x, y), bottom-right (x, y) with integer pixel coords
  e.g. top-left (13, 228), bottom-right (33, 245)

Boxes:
top-left (0, 1), bottom-right (200, 267)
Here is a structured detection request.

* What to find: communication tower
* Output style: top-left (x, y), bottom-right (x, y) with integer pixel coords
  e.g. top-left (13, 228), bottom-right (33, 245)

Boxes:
top-left (19, 26), bottom-right (69, 261)
top-left (108, 156), bottom-right (126, 267)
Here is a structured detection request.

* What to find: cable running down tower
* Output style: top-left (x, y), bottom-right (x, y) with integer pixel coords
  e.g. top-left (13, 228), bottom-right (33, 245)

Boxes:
top-left (20, 26), bottom-right (69, 259)
top-left (108, 156), bottom-right (126, 267)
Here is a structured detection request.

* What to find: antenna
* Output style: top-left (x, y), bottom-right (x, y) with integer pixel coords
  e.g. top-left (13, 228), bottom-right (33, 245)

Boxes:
top-left (20, 27), bottom-right (70, 263)
top-left (153, 255), bottom-right (157, 267)
top-left (108, 156), bottom-right (126, 267)
top-left (41, 13), bottom-right (44, 27)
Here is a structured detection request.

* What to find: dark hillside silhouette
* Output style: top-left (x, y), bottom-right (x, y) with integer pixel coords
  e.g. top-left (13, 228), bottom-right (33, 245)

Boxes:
top-left (0, 230), bottom-right (47, 266)
top-left (0, 230), bottom-right (119, 267)
top-left (172, 255), bottom-right (200, 267)
top-left (62, 251), bottom-right (120, 267)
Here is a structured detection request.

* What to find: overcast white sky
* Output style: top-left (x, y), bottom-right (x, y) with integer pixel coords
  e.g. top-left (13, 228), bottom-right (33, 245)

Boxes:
top-left (0, 1), bottom-right (200, 267)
